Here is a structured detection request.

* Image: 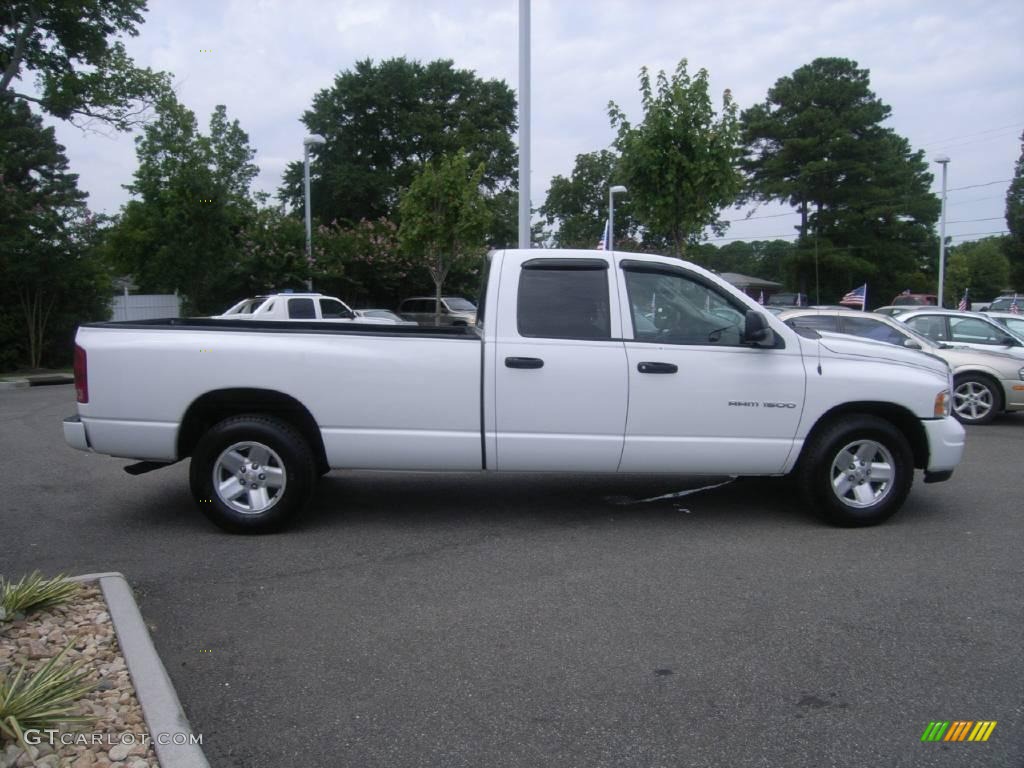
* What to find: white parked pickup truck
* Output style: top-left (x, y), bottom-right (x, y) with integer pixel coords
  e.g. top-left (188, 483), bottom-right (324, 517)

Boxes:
top-left (65, 249), bottom-right (965, 532)
top-left (216, 292), bottom-right (399, 324)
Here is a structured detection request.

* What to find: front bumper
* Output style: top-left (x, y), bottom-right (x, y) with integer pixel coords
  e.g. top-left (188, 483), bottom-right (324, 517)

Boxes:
top-left (1002, 380), bottom-right (1024, 411)
top-left (922, 416), bottom-right (965, 477)
top-left (63, 415), bottom-right (91, 452)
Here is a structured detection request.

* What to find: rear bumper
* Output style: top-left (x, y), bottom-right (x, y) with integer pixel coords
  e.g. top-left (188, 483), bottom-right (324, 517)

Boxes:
top-left (922, 416), bottom-right (965, 475)
top-left (64, 415), bottom-right (91, 452)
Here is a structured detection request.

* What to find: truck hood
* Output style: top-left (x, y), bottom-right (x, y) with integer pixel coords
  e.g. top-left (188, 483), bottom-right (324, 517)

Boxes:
top-left (806, 331), bottom-right (950, 378)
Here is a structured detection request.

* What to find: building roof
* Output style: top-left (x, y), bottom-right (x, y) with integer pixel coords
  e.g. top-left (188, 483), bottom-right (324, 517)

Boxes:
top-left (718, 272), bottom-right (784, 289)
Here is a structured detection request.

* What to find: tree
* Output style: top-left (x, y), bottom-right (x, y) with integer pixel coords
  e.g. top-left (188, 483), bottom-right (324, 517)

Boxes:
top-left (945, 237), bottom-right (1011, 306)
top-left (0, 98), bottom-right (109, 370)
top-left (104, 96), bottom-right (259, 313)
top-left (540, 149), bottom-right (640, 249)
top-left (1, 1), bottom-right (169, 131)
top-left (740, 57), bottom-right (940, 303)
top-left (280, 58), bottom-right (517, 229)
top-left (398, 152), bottom-right (490, 323)
top-left (1005, 131), bottom-right (1024, 288)
top-left (608, 60), bottom-right (742, 258)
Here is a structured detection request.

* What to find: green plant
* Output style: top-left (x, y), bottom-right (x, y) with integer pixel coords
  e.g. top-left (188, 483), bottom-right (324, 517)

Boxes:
top-left (0, 643), bottom-right (95, 752)
top-left (0, 573), bottom-right (79, 621)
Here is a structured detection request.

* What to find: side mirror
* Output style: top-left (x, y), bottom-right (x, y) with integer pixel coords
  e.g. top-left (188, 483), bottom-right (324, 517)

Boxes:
top-left (1002, 336), bottom-right (1020, 347)
top-left (903, 339), bottom-right (922, 350)
top-left (743, 310), bottom-right (775, 346)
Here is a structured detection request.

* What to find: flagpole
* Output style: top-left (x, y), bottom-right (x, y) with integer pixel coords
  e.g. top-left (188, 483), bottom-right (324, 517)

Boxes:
top-left (863, 283), bottom-right (867, 312)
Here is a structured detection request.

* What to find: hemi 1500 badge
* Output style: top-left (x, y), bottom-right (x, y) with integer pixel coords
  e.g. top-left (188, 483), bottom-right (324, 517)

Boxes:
top-left (728, 401), bottom-right (797, 408)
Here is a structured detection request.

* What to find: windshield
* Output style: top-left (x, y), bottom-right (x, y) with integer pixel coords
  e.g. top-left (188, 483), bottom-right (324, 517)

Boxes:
top-left (444, 297), bottom-right (476, 311)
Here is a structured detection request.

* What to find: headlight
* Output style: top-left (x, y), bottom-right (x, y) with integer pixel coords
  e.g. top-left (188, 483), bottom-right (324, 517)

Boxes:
top-left (934, 389), bottom-right (952, 418)
top-left (1019, 367), bottom-right (1024, 381)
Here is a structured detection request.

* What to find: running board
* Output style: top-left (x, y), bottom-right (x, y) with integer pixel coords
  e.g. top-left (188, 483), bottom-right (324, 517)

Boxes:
top-left (123, 461), bottom-right (176, 476)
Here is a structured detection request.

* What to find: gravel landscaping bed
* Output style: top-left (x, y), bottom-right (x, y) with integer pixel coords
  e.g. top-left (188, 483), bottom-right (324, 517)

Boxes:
top-left (0, 583), bottom-right (160, 768)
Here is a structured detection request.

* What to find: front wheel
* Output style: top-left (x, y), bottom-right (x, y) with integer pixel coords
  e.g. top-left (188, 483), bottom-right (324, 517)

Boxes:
top-left (952, 374), bottom-right (1001, 425)
top-left (797, 415), bottom-right (914, 527)
top-left (189, 414), bottom-right (316, 533)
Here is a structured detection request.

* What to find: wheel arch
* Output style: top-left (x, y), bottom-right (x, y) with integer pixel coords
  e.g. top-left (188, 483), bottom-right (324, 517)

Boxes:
top-left (177, 388), bottom-right (328, 472)
top-left (799, 402), bottom-right (929, 470)
top-left (951, 369), bottom-right (1004, 406)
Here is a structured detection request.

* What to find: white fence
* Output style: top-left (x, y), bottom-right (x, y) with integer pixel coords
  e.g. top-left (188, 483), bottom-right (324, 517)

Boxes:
top-left (110, 294), bottom-right (181, 321)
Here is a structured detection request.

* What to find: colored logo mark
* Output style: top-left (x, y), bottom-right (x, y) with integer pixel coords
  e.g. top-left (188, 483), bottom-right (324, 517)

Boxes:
top-left (921, 721), bottom-right (996, 742)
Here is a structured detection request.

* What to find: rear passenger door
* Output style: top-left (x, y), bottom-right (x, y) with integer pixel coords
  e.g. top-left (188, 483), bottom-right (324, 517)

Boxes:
top-left (493, 258), bottom-right (628, 471)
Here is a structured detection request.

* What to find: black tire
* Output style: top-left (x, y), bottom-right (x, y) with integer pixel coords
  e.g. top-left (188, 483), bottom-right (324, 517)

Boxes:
top-left (189, 414), bottom-right (316, 533)
top-left (951, 373), bottom-right (1002, 425)
top-left (797, 415), bottom-right (914, 527)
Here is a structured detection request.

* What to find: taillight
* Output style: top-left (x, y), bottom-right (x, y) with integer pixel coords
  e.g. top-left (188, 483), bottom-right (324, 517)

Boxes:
top-left (74, 344), bottom-right (88, 403)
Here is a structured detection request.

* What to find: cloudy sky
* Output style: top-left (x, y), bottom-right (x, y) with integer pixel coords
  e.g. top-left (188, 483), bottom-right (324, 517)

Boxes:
top-left (44, 0), bottom-right (1024, 246)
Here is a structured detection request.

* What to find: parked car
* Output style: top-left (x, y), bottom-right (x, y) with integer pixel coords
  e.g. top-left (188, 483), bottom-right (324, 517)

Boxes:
top-left (980, 295), bottom-right (1022, 313)
top-left (398, 296), bottom-right (477, 326)
top-left (354, 309), bottom-right (417, 325)
top-left (780, 308), bottom-right (1024, 425)
top-left (894, 308), bottom-right (1024, 361)
top-left (986, 310), bottom-right (1024, 338)
top-left (65, 248), bottom-right (964, 532)
top-left (891, 292), bottom-right (937, 306)
top-left (216, 293), bottom-right (399, 324)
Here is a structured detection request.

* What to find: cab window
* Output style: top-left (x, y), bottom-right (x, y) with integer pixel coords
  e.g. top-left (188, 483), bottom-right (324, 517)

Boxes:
top-left (840, 316), bottom-right (907, 346)
top-left (287, 298), bottom-right (316, 319)
top-left (517, 260), bottom-right (611, 340)
top-left (623, 267), bottom-right (745, 345)
top-left (948, 317), bottom-right (1006, 344)
top-left (320, 299), bottom-right (349, 318)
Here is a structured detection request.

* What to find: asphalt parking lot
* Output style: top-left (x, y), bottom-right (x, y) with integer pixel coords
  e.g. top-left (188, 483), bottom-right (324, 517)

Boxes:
top-left (3, 385), bottom-right (1022, 767)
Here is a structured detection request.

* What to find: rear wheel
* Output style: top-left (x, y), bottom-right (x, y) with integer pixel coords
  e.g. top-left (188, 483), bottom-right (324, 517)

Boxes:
top-left (798, 415), bottom-right (914, 527)
top-left (952, 374), bottom-right (1001, 425)
top-left (189, 414), bottom-right (316, 533)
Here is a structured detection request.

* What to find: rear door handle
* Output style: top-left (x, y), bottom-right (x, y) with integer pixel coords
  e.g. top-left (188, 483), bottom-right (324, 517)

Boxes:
top-left (505, 356), bottom-right (544, 369)
top-left (637, 361), bottom-right (678, 374)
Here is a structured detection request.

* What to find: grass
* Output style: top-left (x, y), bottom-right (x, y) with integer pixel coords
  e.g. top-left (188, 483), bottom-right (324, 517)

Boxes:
top-left (0, 643), bottom-right (95, 749)
top-left (0, 573), bottom-right (79, 622)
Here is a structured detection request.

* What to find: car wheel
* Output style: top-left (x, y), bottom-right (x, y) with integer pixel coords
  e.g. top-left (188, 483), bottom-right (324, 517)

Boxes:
top-left (798, 415), bottom-right (913, 527)
top-left (952, 374), bottom-right (1001, 425)
top-left (189, 414), bottom-right (316, 533)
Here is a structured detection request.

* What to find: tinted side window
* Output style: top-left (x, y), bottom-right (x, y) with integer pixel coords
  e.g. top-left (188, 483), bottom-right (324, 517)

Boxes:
top-left (517, 267), bottom-right (610, 340)
top-left (784, 315), bottom-right (838, 333)
top-left (320, 299), bottom-right (349, 318)
top-left (949, 317), bottom-right (1003, 344)
top-left (287, 298), bottom-right (316, 319)
top-left (905, 315), bottom-right (948, 341)
top-left (841, 316), bottom-right (907, 345)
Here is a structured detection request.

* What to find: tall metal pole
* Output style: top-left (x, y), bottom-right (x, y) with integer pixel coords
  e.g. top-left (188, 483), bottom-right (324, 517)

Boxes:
top-left (303, 144), bottom-right (313, 291)
top-left (936, 156), bottom-right (950, 307)
top-left (608, 189), bottom-right (614, 253)
top-left (518, 0), bottom-right (531, 249)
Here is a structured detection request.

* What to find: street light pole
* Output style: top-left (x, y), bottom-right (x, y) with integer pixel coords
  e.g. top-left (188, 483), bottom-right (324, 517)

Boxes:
top-left (303, 134), bottom-right (326, 291)
top-left (935, 155), bottom-right (950, 307)
top-left (518, 0), bottom-right (531, 249)
top-left (609, 185), bottom-right (627, 251)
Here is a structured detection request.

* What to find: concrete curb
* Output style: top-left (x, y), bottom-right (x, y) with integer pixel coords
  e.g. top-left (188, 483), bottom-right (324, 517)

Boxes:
top-left (71, 573), bottom-right (210, 768)
top-left (0, 374), bottom-right (73, 389)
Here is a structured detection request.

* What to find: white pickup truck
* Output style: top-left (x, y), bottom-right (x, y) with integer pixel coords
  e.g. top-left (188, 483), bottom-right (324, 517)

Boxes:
top-left (65, 249), bottom-right (965, 532)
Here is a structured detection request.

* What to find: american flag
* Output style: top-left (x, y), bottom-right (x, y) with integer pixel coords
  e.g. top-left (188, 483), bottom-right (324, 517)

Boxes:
top-left (596, 220), bottom-right (610, 251)
top-left (840, 283), bottom-right (867, 309)
top-left (957, 288), bottom-right (969, 312)
top-left (1011, 295), bottom-right (1021, 315)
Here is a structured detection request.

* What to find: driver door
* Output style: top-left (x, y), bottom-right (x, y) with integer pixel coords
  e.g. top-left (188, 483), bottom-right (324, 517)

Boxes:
top-left (616, 261), bottom-right (804, 474)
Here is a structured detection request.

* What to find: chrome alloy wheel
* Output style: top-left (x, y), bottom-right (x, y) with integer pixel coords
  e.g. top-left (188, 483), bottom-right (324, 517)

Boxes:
top-left (829, 440), bottom-right (895, 509)
top-left (953, 381), bottom-right (994, 422)
top-left (212, 441), bottom-right (287, 515)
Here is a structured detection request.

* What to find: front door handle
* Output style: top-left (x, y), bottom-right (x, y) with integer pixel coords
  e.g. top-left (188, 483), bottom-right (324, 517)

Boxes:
top-left (505, 356), bottom-right (544, 369)
top-left (637, 361), bottom-right (678, 374)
